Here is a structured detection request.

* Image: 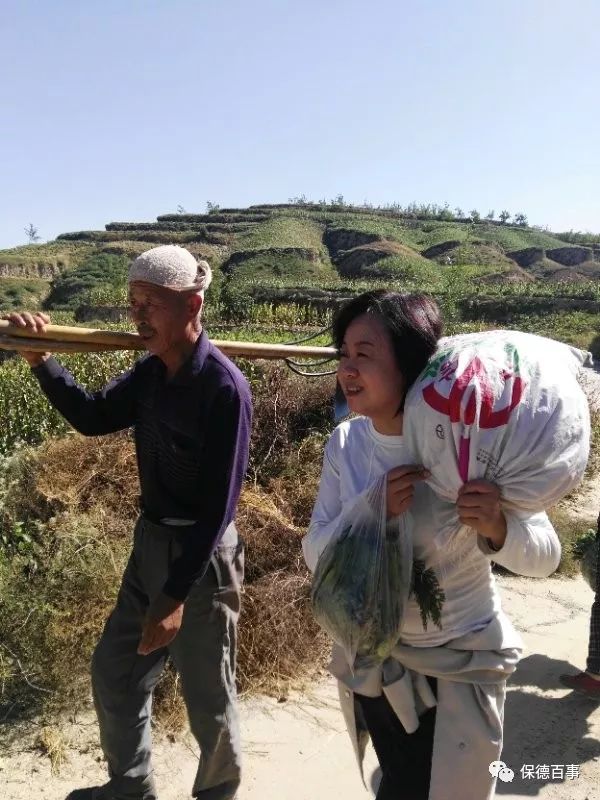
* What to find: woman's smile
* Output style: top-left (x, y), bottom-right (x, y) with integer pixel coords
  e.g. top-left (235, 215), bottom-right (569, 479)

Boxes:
top-left (337, 313), bottom-right (405, 434)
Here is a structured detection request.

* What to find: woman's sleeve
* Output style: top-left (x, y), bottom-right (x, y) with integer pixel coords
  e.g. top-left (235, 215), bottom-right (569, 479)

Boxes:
top-left (477, 509), bottom-right (561, 577)
top-left (302, 443), bottom-right (347, 573)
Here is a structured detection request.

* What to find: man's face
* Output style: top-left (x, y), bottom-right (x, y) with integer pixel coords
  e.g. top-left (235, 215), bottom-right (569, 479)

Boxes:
top-left (127, 281), bottom-right (198, 358)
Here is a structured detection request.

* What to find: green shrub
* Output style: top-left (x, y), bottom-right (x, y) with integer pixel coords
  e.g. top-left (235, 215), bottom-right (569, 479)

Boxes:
top-left (344, 251), bottom-right (442, 284)
top-left (0, 278), bottom-right (51, 311)
top-left (45, 253), bottom-right (129, 309)
top-left (548, 508), bottom-right (596, 576)
top-left (0, 351), bottom-right (136, 455)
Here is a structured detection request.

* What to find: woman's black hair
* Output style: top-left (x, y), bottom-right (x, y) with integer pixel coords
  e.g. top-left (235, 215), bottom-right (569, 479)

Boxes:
top-left (332, 290), bottom-right (443, 409)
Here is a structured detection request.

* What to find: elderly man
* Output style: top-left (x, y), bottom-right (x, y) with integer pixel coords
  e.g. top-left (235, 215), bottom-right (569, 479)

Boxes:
top-left (8, 245), bottom-right (252, 800)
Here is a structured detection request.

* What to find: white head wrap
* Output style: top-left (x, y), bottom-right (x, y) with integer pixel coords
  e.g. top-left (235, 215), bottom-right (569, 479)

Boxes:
top-left (128, 245), bottom-right (212, 293)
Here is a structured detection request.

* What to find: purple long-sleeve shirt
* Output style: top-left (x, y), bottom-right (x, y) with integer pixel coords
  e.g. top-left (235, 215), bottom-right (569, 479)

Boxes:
top-left (32, 331), bottom-right (252, 601)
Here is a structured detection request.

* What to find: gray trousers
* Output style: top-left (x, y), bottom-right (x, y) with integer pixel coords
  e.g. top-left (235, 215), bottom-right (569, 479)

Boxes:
top-left (91, 517), bottom-right (244, 800)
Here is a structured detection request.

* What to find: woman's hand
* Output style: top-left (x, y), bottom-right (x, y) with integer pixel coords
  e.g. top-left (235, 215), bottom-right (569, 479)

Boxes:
top-left (457, 480), bottom-right (507, 549)
top-left (386, 465), bottom-right (430, 519)
top-left (2, 311), bottom-right (52, 366)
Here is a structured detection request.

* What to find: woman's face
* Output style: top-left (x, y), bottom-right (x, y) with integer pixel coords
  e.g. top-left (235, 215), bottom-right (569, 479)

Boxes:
top-left (337, 312), bottom-right (405, 433)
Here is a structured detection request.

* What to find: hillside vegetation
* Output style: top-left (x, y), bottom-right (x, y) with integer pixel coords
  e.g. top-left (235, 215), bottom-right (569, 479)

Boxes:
top-left (2, 202), bottom-right (599, 318)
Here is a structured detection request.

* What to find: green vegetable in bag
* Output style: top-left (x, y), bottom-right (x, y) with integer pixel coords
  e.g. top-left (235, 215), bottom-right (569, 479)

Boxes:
top-left (310, 477), bottom-right (413, 670)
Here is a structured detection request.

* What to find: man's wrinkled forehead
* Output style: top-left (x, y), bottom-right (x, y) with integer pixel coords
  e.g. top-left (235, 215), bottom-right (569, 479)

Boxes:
top-left (128, 281), bottom-right (176, 301)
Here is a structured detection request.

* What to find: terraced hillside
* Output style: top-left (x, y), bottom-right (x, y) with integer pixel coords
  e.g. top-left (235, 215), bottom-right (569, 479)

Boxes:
top-left (1, 203), bottom-right (599, 317)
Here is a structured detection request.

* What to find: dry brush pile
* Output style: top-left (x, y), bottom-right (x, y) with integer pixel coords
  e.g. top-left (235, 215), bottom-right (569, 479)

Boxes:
top-left (0, 363), bottom-right (334, 729)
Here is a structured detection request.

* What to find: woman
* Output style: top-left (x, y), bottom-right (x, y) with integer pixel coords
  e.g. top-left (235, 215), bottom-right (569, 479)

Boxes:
top-left (302, 290), bottom-right (560, 800)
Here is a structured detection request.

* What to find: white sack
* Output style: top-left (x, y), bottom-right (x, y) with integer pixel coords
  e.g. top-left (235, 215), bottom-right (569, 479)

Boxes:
top-left (402, 330), bottom-right (591, 548)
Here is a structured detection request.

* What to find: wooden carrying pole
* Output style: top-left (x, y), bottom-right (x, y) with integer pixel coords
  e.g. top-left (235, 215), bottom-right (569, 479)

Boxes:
top-left (0, 320), bottom-right (337, 360)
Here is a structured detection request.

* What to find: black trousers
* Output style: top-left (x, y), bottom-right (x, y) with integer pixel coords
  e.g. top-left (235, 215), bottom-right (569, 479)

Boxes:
top-left (587, 512), bottom-right (600, 673)
top-left (355, 676), bottom-right (437, 800)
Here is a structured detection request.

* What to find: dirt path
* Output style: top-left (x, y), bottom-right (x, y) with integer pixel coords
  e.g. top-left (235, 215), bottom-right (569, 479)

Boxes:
top-left (1, 574), bottom-right (598, 800)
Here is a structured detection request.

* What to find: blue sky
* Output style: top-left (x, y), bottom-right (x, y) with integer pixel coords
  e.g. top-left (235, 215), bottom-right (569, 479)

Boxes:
top-left (1, 0), bottom-right (598, 248)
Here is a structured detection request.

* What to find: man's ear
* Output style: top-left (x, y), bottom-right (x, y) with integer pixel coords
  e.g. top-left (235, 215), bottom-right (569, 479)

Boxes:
top-left (186, 293), bottom-right (203, 320)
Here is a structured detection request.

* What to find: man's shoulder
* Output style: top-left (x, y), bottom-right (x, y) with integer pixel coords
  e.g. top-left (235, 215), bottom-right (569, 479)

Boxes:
top-left (107, 351), bottom-right (151, 385)
top-left (202, 342), bottom-right (251, 400)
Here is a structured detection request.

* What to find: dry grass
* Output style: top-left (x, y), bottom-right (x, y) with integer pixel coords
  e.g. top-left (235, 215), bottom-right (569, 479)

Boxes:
top-left (153, 664), bottom-right (189, 734)
top-left (239, 487), bottom-right (305, 581)
top-left (31, 431), bottom-right (140, 520)
top-left (238, 572), bottom-right (329, 698)
top-left (247, 361), bottom-right (334, 485)
top-left (236, 483), bottom-right (329, 698)
top-left (35, 725), bottom-right (69, 774)
top-left (0, 507), bottom-right (130, 718)
top-left (0, 363), bottom-right (333, 726)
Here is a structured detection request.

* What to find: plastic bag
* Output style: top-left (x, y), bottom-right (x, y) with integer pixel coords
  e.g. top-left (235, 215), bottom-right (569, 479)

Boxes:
top-left (310, 475), bottom-right (413, 670)
top-left (403, 330), bottom-right (591, 549)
